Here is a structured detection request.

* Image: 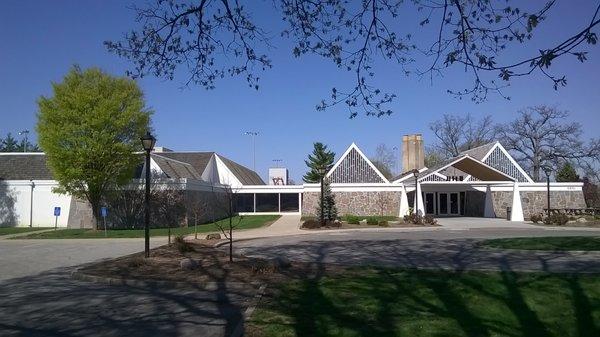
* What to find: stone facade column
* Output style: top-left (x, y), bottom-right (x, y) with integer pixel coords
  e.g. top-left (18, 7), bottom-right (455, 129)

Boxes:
top-left (510, 182), bottom-right (524, 221)
top-left (484, 184), bottom-right (495, 218)
top-left (414, 182), bottom-right (425, 216)
top-left (399, 184), bottom-right (409, 217)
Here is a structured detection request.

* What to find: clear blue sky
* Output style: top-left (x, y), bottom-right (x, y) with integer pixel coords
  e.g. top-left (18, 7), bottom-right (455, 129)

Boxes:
top-left (1, 0), bottom-right (598, 182)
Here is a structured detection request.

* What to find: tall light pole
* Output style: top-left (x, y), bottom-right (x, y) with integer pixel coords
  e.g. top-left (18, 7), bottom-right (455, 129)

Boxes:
top-left (141, 131), bottom-right (156, 258)
top-left (244, 131), bottom-right (259, 172)
top-left (543, 166), bottom-right (551, 216)
top-left (317, 166), bottom-right (327, 227)
top-left (19, 130), bottom-right (29, 152)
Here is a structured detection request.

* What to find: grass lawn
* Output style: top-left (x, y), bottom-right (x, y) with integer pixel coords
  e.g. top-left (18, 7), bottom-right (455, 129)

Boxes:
top-left (0, 227), bottom-right (52, 236)
top-left (248, 268), bottom-right (600, 337)
top-left (481, 236), bottom-right (600, 251)
top-left (19, 215), bottom-right (280, 239)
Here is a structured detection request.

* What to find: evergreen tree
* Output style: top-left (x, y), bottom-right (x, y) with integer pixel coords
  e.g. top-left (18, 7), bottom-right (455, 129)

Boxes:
top-left (556, 162), bottom-right (580, 182)
top-left (318, 178), bottom-right (338, 221)
top-left (0, 133), bottom-right (20, 152)
top-left (303, 142), bottom-right (335, 183)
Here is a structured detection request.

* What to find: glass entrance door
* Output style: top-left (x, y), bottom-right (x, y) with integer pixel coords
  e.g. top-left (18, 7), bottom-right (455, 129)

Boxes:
top-left (438, 192), bottom-right (460, 216)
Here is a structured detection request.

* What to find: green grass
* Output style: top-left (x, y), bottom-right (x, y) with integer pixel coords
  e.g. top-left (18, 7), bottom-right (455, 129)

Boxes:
top-left (481, 236), bottom-right (600, 251)
top-left (19, 215), bottom-right (280, 239)
top-left (249, 267), bottom-right (600, 337)
top-left (0, 227), bottom-right (52, 236)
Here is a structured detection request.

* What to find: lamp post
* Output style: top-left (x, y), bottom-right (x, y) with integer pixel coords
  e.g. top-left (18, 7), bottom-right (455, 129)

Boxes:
top-left (412, 169), bottom-right (419, 215)
top-left (141, 131), bottom-right (156, 258)
top-left (543, 166), bottom-right (551, 216)
top-left (19, 130), bottom-right (29, 152)
top-left (244, 131), bottom-right (259, 172)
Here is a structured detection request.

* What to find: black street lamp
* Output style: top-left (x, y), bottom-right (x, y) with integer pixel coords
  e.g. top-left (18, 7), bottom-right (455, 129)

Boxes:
top-left (141, 131), bottom-right (156, 258)
top-left (412, 169), bottom-right (419, 215)
top-left (543, 166), bottom-right (552, 216)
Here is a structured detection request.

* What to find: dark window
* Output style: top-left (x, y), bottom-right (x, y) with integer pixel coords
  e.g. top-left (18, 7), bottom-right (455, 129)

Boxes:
top-left (256, 193), bottom-right (278, 212)
top-left (450, 193), bottom-right (459, 214)
top-left (460, 192), bottom-right (466, 215)
top-left (425, 193), bottom-right (434, 214)
top-left (280, 193), bottom-right (299, 212)
top-left (439, 193), bottom-right (448, 214)
top-left (236, 193), bottom-right (254, 212)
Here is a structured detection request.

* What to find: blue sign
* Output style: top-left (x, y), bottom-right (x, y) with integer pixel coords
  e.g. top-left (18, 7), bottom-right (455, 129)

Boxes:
top-left (100, 207), bottom-right (108, 218)
top-left (54, 207), bottom-right (61, 216)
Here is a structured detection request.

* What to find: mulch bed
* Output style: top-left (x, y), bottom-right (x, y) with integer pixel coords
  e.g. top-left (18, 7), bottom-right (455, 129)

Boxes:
top-left (77, 240), bottom-right (346, 286)
top-left (302, 222), bottom-right (440, 231)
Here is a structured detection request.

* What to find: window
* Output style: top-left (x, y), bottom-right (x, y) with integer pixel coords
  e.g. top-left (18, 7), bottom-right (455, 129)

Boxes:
top-left (256, 193), bottom-right (278, 212)
top-left (235, 193), bottom-right (254, 212)
top-left (280, 193), bottom-right (299, 212)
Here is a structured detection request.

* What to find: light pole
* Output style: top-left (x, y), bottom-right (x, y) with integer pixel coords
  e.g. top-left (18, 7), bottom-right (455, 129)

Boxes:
top-left (272, 159), bottom-right (283, 168)
top-left (141, 131), bottom-right (156, 258)
top-left (19, 130), bottom-right (29, 152)
top-left (244, 131), bottom-right (259, 172)
top-left (412, 169), bottom-right (419, 215)
top-left (543, 166), bottom-right (551, 216)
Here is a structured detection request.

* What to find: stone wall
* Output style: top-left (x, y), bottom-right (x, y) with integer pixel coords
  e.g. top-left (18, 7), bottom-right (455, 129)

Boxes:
top-left (491, 190), bottom-right (586, 219)
top-left (302, 191), bottom-right (399, 216)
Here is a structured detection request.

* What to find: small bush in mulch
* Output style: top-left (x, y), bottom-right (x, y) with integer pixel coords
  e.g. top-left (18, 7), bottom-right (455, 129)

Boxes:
top-left (404, 213), bottom-right (423, 225)
top-left (366, 217), bottom-right (378, 226)
top-left (543, 213), bottom-right (569, 226)
top-left (530, 214), bottom-right (544, 223)
top-left (378, 220), bottom-right (389, 227)
top-left (343, 215), bottom-right (361, 224)
top-left (423, 215), bottom-right (438, 226)
top-left (301, 219), bottom-right (322, 229)
top-left (174, 235), bottom-right (195, 253)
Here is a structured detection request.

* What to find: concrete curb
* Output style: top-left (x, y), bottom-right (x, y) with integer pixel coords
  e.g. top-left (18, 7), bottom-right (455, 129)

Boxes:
top-left (71, 268), bottom-right (262, 291)
top-left (230, 284), bottom-right (268, 337)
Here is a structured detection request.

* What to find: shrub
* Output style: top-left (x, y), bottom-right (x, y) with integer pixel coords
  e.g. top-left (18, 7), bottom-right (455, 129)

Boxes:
top-left (404, 213), bottom-right (423, 225)
top-left (343, 215), bottom-right (361, 224)
top-left (366, 217), bottom-right (379, 226)
top-left (378, 220), bottom-right (389, 227)
top-left (530, 214), bottom-right (544, 223)
top-left (423, 215), bottom-right (438, 226)
top-left (174, 235), bottom-right (194, 254)
top-left (301, 219), bottom-right (321, 229)
top-left (543, 213), bottom-right (569, 226)
top-left (327, 220), bottom-right (342, 228)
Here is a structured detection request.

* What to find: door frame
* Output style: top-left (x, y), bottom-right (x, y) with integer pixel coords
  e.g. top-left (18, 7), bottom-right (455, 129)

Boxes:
top-left (437, 192), bottom-right (460, 216)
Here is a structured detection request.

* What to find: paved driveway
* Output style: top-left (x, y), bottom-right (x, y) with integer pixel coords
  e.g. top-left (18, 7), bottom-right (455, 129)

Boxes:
top-left (232, 228), bottom-right (600, 273)
top-left (0, 238), bottom-right (257, 337)
top-left (0, 238), bottom-right (167, 281)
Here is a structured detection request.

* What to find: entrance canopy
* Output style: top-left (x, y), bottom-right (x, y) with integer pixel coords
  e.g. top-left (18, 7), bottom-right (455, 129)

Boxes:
top-left (417, 155), bottom-right (515, 183)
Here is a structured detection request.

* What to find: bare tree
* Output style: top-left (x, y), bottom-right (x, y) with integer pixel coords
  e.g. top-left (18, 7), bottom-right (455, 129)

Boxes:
top-left (186, 194), bottom-right (210, 239)
top-left (107, 1), bottom-right (600, 118)
top-left (371, 144), bottom-right (396, 178)
top-left (497, 105), bottom-right (600, 181)
top-left (154, 188), bottom-right (186, 244)
top-left (429, 113), bottom-right (497, 157)
top-left (213, 185), bottom-right (242, 262)
top-left (424, 146), bottom-right (447, 168)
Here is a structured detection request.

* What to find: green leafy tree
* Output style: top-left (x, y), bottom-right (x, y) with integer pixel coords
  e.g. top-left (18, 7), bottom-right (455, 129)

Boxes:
top-left (556, 162), bottom-right (580, 182)
top-left (37, 66), bottom-right (152, 229)
top-left (319, 178), bottom-right (338, 221)
top-left (303, 142), bottom-right (335, 183)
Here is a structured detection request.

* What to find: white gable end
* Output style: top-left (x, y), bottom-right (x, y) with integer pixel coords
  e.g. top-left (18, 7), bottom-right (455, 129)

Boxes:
top-left (327, 143), bottom-right (389, 184)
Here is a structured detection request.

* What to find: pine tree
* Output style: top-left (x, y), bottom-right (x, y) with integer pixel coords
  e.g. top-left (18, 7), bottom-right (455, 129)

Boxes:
top-left (318, 178), bottom-right (338, 221)
top-left (303, 142), bottom-right (335, 183)
top-left (556, 162), bottom-right (580, 182)
top-left (0, 133), bottom-right (20, 152)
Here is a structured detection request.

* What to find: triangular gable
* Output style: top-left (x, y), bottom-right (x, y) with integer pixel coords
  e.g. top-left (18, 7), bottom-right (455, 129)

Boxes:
top-left (418, 155), bottom-right (515, 182)
top-left (392, 167), bottom-right (429, 183)
top-left (327, 143), bottom-right (389, 184)
top-left (480, 143), bottom-right (533, 183)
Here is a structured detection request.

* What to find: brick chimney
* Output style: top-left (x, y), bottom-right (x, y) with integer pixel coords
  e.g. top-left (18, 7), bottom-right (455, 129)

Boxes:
top-left (402, 134), bottom-right (425, 173)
